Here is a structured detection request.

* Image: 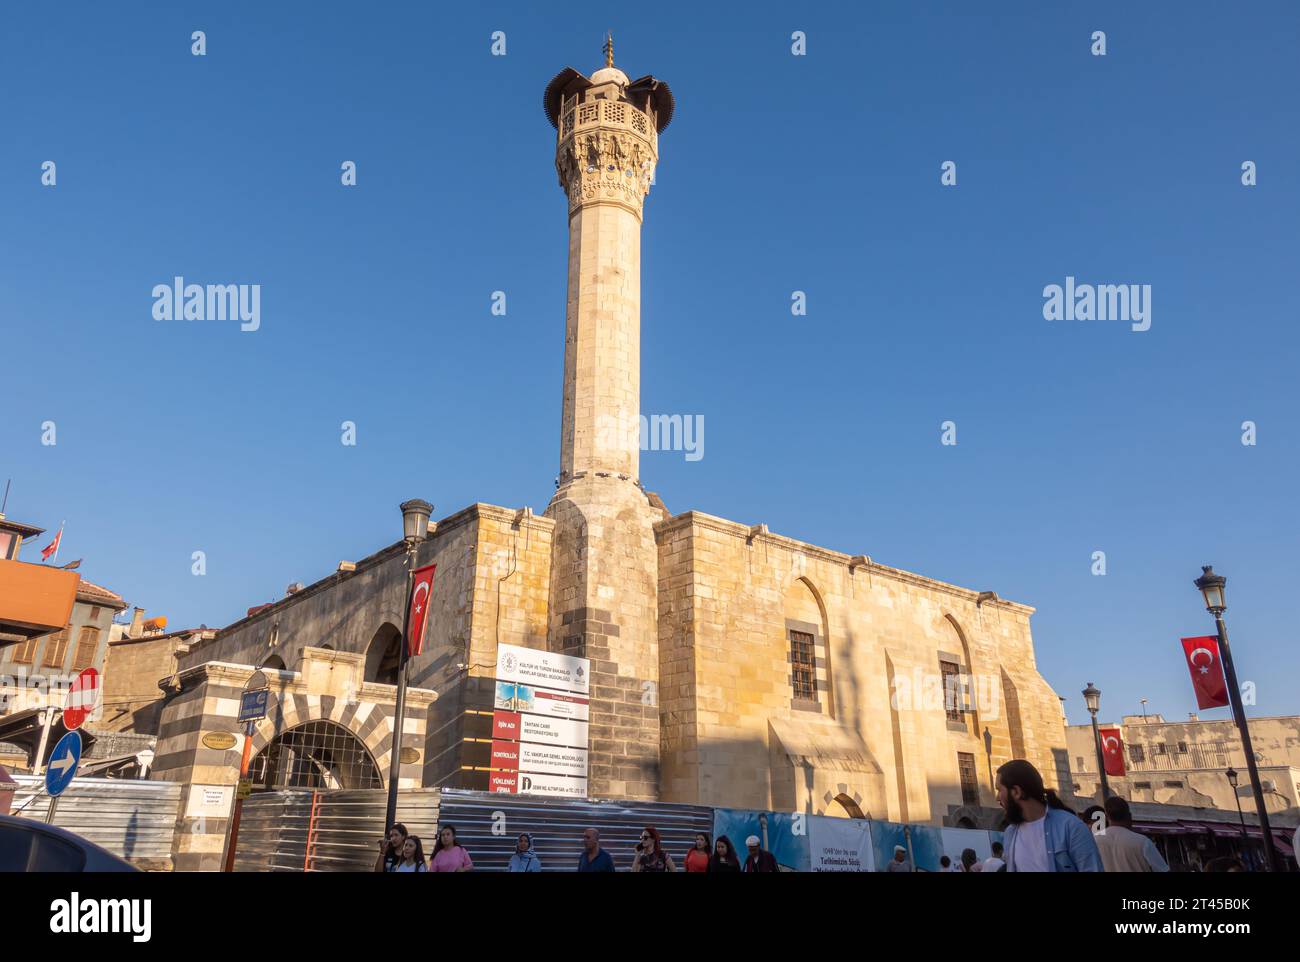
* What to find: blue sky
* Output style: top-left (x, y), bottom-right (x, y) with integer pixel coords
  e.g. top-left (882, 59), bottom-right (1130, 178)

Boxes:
top-left (2, 1), bottom-right (1297, 726)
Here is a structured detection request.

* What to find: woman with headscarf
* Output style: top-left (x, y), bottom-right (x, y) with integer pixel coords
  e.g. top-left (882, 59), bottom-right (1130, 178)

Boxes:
top-left (508, 833), bottom-right (542, 872)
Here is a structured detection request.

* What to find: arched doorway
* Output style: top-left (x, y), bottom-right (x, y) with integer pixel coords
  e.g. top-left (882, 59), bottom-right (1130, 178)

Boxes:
top-left (830, 793), bottom-right (867, 820)
top-left (248, 719), bottom-right (382, 791)
top-left (364, 623), bottom-right (402, 685)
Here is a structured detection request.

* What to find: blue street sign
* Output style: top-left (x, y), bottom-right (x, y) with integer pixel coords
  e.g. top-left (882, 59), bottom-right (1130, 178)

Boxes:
top-left (238, 688), bottom-right (269, 723)
top-left (45, 731), bottom-right (82, 798)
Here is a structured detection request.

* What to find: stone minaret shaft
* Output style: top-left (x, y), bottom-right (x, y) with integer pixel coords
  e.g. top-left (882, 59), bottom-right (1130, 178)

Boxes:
top-left (556, 79), bottom-right (658, 478)
top-left (543, 48), bottom-right (674, 801)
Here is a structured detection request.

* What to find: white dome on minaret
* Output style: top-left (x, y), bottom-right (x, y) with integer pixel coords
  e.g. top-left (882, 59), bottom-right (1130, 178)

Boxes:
top-left (590, 65), bottom-right (628, 86)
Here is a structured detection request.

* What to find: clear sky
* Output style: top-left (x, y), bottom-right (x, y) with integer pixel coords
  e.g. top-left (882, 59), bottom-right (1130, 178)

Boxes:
top-left (3, 2), bottom-right (1297, 727)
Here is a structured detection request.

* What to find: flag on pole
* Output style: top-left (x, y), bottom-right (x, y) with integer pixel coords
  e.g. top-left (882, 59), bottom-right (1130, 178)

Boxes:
top-left (1180, 635), bottom-right (1230, 710)
top-left (41, 522), bottom-right (64, 563)
top-left (406, 564), bottom-right (437, 657)
top-left (1099, 727), bottom-right (1126, 776)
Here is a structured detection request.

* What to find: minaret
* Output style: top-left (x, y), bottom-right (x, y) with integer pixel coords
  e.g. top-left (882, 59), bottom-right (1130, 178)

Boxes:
top-left (542, 40), bottom-right (674, 800)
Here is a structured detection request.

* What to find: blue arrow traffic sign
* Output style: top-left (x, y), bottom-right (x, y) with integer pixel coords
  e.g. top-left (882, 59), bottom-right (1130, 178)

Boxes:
top-left (45, 730), bottom-right (82, 798)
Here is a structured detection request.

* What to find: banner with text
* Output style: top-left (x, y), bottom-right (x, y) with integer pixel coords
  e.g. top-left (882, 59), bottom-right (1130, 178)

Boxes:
top-left (489, 644), bottom-right (591, 797)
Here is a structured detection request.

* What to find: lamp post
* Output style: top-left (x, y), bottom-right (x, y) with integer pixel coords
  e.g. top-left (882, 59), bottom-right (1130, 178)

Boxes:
top-left (1225, 767), bottom-right (1251, 870)
top-left (982, 726), bottom-right (995, 801)
top-left (1225, 767), bottom-right (1248, 835)
top-left (1140, 698), bottom-right (1148, 722)
top-left (1194, 565), bottom-right (1278, 872)
top-left (1082, 682), bottom-right (1111, 800)
top-left (384, 499), bottom-right (432, 832)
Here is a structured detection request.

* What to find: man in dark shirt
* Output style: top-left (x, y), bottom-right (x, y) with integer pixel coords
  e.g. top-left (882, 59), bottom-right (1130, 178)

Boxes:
top-left (577, 827), bottom-right (615, 872)
top-left (743, 835), bottom-right (778, 872)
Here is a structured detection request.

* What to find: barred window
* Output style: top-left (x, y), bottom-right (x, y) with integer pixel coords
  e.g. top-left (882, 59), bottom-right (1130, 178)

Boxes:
top-left (958, 752), bottom-right (979, 807)
top-left (939, 659), bottom-right (964, 722)
top-left (1129, 744), bottom-right (1145, 763)
top-left (789, 630), bottom-right (817, 701)
top-left (42, 628), bottom-right (70, 669)
top-left (248, 720), bottom-right (382, 791)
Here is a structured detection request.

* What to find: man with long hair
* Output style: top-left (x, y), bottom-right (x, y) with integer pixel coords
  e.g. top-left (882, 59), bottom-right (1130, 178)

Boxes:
top-left (996, 759), bottom-right (1102, 872)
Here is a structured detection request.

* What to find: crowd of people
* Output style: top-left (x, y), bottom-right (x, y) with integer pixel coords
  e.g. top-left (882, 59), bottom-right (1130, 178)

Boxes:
top-left (374, 823), bottom-right (778, 873)
top-left (372, 759), bottom-right (1251, 873)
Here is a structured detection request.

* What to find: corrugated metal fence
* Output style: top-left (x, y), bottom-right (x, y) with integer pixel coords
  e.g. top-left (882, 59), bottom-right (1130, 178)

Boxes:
top-left (11, 775), bottom-right (181, 869)
top-left (231, 787), bottom-right (713, 872)
top-left (231, 789), bottom-right (440, 873)
top-left (437, 788), bottom-right (714, 872)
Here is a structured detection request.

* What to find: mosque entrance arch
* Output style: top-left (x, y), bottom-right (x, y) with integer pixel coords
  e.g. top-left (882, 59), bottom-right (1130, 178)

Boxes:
top-left (830, 793), bottom-right (867, 819)
top-left (247, 719), bottom-right (382, 792)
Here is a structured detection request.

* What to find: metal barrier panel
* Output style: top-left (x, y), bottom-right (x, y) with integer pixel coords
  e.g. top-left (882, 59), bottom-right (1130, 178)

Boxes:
top-left (10, 775), bottom-right (181, 868)
top-left (435, 788), bottom-right (715, 872)
top-left (229, 788), bottom-right (713, 872)
top-left (231, 788), bottom-right (440, 872)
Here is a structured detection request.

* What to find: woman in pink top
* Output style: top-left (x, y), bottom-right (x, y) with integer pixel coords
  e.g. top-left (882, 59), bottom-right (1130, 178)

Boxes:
top-left (429, 825), bottom-right (473, 872)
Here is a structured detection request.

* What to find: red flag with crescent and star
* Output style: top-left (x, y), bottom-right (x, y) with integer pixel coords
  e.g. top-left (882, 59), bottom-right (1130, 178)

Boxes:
top-left (1181, 635), bottom-right (1230, 710)
top-left (407, 564), bottom-right (437, 657)
top-left (1099, 727), bottom-right (1126, 776)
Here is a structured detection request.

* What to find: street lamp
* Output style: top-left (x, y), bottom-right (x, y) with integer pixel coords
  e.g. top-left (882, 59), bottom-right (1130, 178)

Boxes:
top-left (1225, 767), bottom-right (1250, 868)
top-left (982, 726), bottom-right (995, 801)
top-left (400, 499), bottom-right (432, 544)
top-left (1082, 682), bottom-right (1111, 800)
top-left (1193, 565), bottom-right (1279, 871)
top-left (384, 499), bottom-right (433, 831)
top-left (1140, 698), bottom-right (1148, 722)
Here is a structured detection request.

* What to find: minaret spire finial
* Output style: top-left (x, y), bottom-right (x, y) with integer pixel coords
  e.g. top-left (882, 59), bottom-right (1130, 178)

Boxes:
top-left (604, 31), bottom-right (614, 68)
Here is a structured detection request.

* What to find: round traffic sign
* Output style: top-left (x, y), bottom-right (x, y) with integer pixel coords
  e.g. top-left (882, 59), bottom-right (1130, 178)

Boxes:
top-left (45, 730), bottom-right (82, 798)
top-left (63, 667), bottom-right (100, 732)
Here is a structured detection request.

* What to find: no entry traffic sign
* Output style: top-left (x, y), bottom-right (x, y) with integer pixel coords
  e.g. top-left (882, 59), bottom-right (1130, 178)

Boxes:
top-left (62, 667), bottom-right (100, 732)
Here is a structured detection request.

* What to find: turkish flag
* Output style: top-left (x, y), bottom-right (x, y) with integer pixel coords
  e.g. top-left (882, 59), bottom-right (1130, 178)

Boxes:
top-left (41, 528), bottom-right (62, 561)
top-left (1099, 727), bottom-right (1126, 776)
top-left (406, 563), bottom-right (437, 657)
top-left (1181, 635), bottom-right (1230, 710)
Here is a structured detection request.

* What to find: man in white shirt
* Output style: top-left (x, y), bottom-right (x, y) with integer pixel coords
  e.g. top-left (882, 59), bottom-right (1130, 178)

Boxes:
top-left (1095, 796), bottom-right (1170, 872)
top-left (980, 841), bottom-right (1005, 873)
